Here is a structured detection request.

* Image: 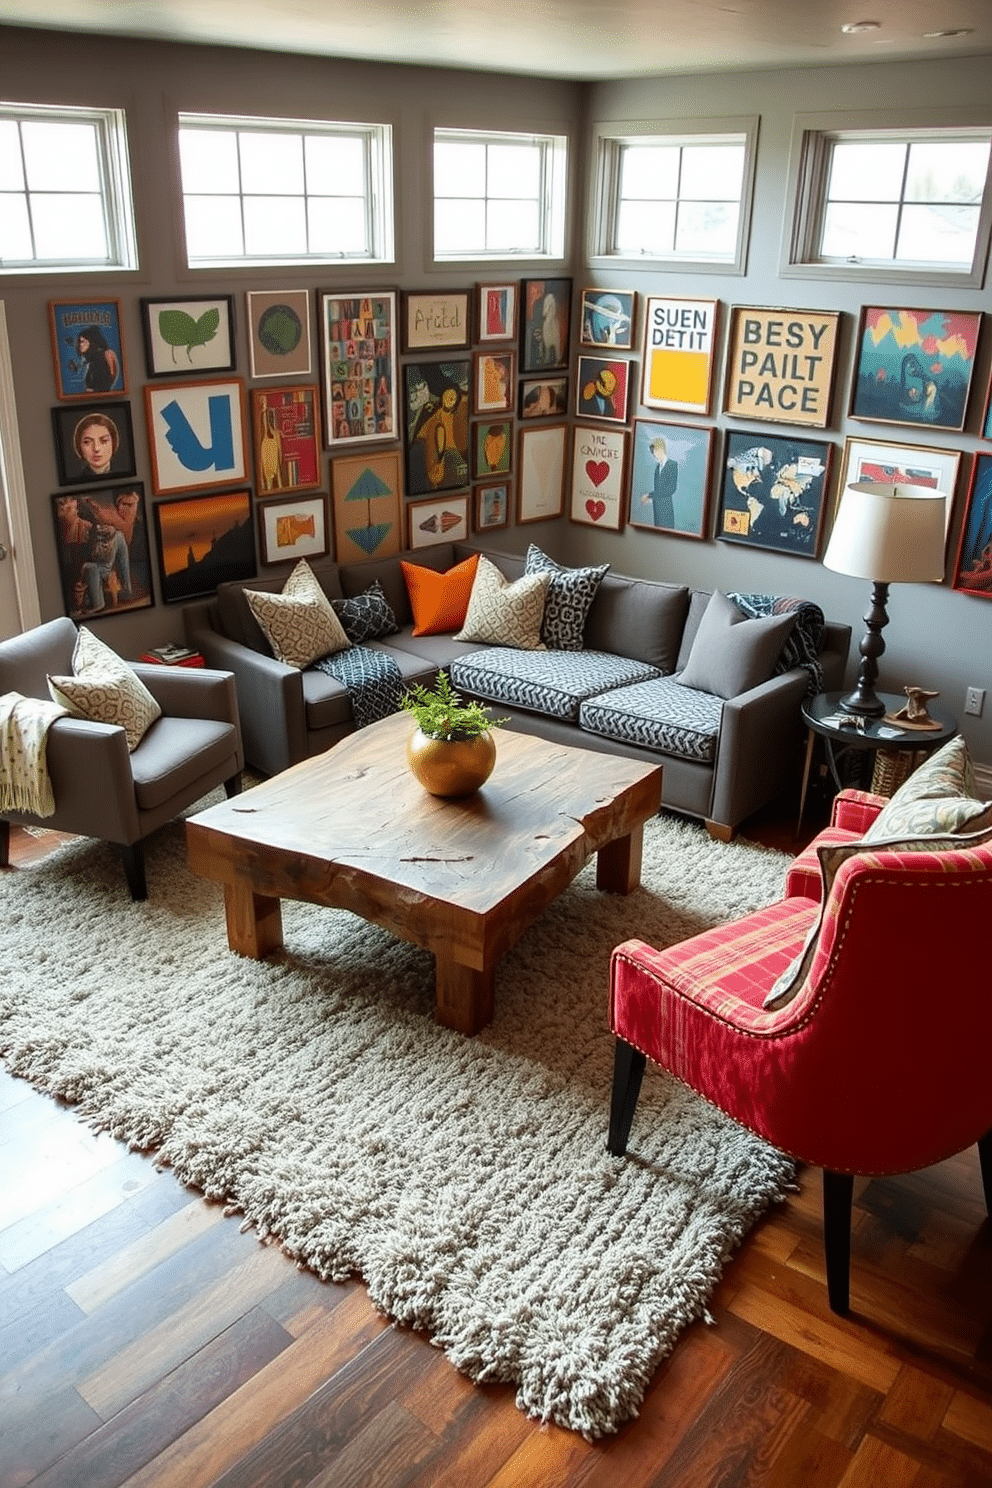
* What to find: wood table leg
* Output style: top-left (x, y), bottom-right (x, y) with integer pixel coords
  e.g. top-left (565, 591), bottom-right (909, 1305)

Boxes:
top-left (596, 824), bottom-right (644, 894)
top-left (797, 726), bottom-right (816, 838)
top-left (223, 880), bottom-right (284, 958)
top-left (435, 954), bottom-right (496, 1035)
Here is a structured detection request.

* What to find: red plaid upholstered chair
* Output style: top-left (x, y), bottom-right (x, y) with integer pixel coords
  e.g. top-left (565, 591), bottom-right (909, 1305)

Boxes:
top-left (607, 788), bottom-right (992, 1314)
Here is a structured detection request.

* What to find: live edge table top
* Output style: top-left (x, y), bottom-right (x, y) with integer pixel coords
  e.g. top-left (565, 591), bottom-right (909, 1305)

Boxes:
top-left (185, 710), bottom-right (663, 1036)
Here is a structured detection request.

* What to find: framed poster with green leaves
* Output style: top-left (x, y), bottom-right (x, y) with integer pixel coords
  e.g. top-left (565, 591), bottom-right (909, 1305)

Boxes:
top-left (141, 296), bottom-right (236, 378)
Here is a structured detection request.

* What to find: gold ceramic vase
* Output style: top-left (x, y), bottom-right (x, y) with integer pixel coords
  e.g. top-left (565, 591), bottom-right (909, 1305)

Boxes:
top-left (406, 728), bottom-right (496, 797)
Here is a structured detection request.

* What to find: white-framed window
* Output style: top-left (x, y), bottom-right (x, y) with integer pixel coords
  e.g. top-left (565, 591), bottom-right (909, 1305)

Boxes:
top-left (590, 118), bottom-right (757, 274)
top-left (784, 113), bottom-right (992, 286)
top-left (177, 112), bottom-right (394, 267)
top-left (0, 102), bottom-right (137, 275)
top-left (432, 127), bottom-right (567, 262)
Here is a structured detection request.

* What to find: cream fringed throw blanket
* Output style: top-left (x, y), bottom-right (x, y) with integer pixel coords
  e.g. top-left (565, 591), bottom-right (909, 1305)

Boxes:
top-left (0, 692), bottom-right (68, 817)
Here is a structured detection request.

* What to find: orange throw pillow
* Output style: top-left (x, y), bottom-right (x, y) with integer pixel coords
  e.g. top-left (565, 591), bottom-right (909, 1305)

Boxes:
top-left (401, 553), bottom-right (480, 636)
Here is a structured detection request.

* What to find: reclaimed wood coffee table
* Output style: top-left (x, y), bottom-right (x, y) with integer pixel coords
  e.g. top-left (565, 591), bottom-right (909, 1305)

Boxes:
top-left (186, 710), bottom-right (662, 1035)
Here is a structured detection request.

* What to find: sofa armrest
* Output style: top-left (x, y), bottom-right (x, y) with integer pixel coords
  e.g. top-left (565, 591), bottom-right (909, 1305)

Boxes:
top-left (831, 788), bottom-right (885, 833)
top-left (42, 716), bottom-right (142, 843)
top-left (181, 618), bottom-right (306, 775)
top-left (708, 669), bottom-right (808, 833)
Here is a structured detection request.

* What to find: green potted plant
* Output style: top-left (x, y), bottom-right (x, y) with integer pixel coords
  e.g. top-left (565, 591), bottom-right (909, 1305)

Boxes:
top-left (401, 671), bottom-right (506, 797)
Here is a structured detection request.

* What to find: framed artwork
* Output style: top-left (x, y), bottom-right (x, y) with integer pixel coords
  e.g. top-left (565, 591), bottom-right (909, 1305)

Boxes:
top-left (140, 296), bottom-right (236, 377)
top-left (628, 418), bottom-right (714, 540)
top-left (407, 493), bottom-right (469, 550)
top-left (982, 372), bottom-right (992, 442)
top-left (641, 295), bottom-right (719, 415)
top-left (49, 299), bottom-right (126, 399)
top-left (517, 423), bottom-right (567, 524)
top-left (723, 306), bottom-right (839, 429)
top-left (52, 483), bottom-right (152, 620)
top-left (520, 277), bottom-right (571, 374)
top-left (576, 355), bottom-right (633, 424)
top-left (330, 448), bottom-right (403, 564)
top-left (579, 288), bottom-right (635, 350)
top-left (472, 418), bottom-right (513, 479)
top-left (246, 289), bottom-right (312, 379)
top-left (250, 384), bottom-right (322, 494)
top-left (474, 479), bottom-right (512, 533)
top-left (837, 435), bottom-right (961, 535)
top-left (718, 429), bottom-right (833, 558)
top-left (401, 289), bottom-right (471, 352)
top-left (257, 492), bottom-right (329, 566)
top-left (144, 378), bottom-right (249, 496)
top-left (519, 374), bottom-right (568, 420)
top-left (953, 453), bottom-right (992, 596)
top-left (570, 424), bottom-right (628, 531)
top-left (472, 349), bottom-right (516, 414)
top-left (153, 488), bottom-right (256, 604)
top-left (403, 359), bottom-right (470, 496)
top-left (476, 282), bottom-right (518, 344)
top-left (849, 306), bottom-right (982, 434)
top-left (51, 401), bottom-right (136, 487)
top-left (320, 290), bottom-right (399, 448)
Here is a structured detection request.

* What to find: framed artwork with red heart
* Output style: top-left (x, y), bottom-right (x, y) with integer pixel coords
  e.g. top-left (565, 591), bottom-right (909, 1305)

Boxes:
top-left (569, 424), bottom-right (627, 531)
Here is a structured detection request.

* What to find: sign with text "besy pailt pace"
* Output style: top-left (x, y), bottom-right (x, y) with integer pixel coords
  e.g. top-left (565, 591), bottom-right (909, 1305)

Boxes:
top-left (723, 306), bottom-right (840, 429)
top-left (640, 297), bottom-right (720, 416)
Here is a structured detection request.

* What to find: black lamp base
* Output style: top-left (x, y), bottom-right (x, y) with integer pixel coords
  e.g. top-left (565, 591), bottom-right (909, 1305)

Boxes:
top-left (839, 683), bottom-right (886, 718)
top-left (843, 580), bottom-right (891, 718)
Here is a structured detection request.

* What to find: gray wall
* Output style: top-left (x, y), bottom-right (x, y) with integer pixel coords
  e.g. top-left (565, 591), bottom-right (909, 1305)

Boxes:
top-left (3, 25), bottom-right (992, 761)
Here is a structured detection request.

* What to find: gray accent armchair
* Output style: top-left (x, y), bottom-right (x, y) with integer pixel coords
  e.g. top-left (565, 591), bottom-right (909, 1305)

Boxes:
top-left (0, 617), bottom-right (244, 899)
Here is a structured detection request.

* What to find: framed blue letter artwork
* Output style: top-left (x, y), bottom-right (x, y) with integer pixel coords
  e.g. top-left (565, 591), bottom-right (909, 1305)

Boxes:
top-left (144, 378), bottom-right (250, 495)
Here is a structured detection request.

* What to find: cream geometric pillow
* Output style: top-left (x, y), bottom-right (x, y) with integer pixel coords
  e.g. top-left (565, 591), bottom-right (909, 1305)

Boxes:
top-left (47, 625), bottom-right (162, 752)
top-left (863, 735), bottom-right (992, 839)
top-left (245, 559), bottom-right (351, 669)
top-left (454, 555), bottom-right (550, 650)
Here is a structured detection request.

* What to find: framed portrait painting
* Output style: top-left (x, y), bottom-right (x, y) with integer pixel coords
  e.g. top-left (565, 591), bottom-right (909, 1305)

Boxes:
top-left (250, 384), bottom-right (322, 494)
top-left (402, 289), bottom-right (471, 352)
top-left (723, 306), bottom-right (839, 428)
top-left (404, 360), bottom-right (470, 496)
top-left (246, 289), bottom-right (312, 379)
top-left (641, 296), bottom-right (719, 415)
top-left (51, 401), bottom-right (136, 487)
top-left (475, 282), bottom-right (518, 344)
top-left (517, 423), bottom-right (567, 525)
top-left (49, 299), bottom-right (126, 399)
top-left (849, 306), bottom-right (982, 434)
top-left (407, 494), bottom-right (469, 550)
top-left (474, 479), bottom-right (511, 533)
top-left (718, 430), bottom-right (833, 558)
top-left (628, 419), bottom-right (714, 540)
top-left (153, 488), bottom-right (256, 604)
top-left (837, 435), bottom-right (960, 534)
top-left (144, 378), bottom-right (249, 495)
top-left (953, 453), bottom-right (992, 596)
top-left (320, 290), bottom-right (399, 448)
top-left (256, 492), bottom-right (329, 567)
top-left (576, 355), bottom-right (633, 424)
top-left (472, 349), bottom-right (515, 414)
top-left (472, 418), bottom-right (512, 480)
top-left (141, 296), bottom-right (236, 378)
top-left (519, 374), bottom-right (568, 420)
top-left (51, 483), bottom-right (152, 620)
top-left (579, 288), bottom-right (635, 350)
top-left (520, 278), bottom-right (571, 374)
top-left (330, 448), bottom-right (403, 564)
top-left (570, 425), bottom-right (628, 532)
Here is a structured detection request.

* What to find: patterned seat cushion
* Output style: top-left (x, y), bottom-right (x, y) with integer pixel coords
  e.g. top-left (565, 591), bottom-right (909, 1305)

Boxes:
top-left (449, 649), bottom-right (660, 722)
top-left (579, 676), bottom-right (723, 762)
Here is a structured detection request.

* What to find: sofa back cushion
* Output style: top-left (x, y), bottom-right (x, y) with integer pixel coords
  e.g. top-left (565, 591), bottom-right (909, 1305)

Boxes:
top-left (583, 575), bottom-right (689, 671)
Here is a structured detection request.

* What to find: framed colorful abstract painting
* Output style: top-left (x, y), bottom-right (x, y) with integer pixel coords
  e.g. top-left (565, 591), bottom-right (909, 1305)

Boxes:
top-left (849, 306), bottom-right (981, 434)
top-left (320, 290), bottom-right (399, 447)
top-left (953, 453), bottom-right (992, 597)
top-left (641, 296), bottom-right (719, 415)
top-left (330, 449), bottom-right (403, 564)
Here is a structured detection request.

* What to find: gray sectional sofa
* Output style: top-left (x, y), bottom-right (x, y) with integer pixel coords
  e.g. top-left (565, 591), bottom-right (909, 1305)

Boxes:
top-left (183, 541), bottom-right (850, 838)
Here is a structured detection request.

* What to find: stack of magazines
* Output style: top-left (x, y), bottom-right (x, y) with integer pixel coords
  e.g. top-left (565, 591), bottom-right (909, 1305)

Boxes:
top-left (139, 643), bottom-right (205, 668)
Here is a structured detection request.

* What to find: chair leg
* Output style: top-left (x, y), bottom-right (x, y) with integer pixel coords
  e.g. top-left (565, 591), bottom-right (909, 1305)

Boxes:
top-left (0, 819), bottom-right (9, 867)
top-left (822, 1170), bottom-right (854, 1315)
top-left (608, 1038), bottom-right (646, 1157)
top-left (978, 1129), bottom-right (992, 1215)
top-left (224, 772), bottom-right (243, 798)
top-left (118, 842), bottom-right (147, 901)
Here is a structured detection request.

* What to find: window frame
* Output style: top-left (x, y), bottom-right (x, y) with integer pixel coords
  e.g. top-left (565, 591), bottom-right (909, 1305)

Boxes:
top-left (782, 108), bottom-right (992, 288)
top-left (0, 100), bottom-right (138, 277)
top-left (176, 110), bottom-right (395, 270)
top-left (588, 116), bottom-right (759, 277)
top-left (431, 125), bottom-right (568, 265)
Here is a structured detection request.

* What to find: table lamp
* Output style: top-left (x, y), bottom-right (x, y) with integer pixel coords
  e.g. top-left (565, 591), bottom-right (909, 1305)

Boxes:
top-left (822, 480), bottom-right (946, 717)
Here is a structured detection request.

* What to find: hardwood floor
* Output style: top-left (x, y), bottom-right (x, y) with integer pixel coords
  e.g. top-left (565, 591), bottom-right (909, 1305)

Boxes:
top-left (2, 800), bottom-right (991, 1488)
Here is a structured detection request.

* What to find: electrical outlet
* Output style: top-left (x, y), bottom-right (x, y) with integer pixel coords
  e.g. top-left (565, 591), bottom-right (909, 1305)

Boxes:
top-left (965, 686), bottom-right (985, 717)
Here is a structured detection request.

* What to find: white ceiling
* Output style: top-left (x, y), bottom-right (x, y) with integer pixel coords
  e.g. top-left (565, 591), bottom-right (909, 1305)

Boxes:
top-left (1, 0), bottom-right (990, 81)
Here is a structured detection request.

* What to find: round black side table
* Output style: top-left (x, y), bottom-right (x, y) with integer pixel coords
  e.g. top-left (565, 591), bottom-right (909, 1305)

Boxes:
top-left (797, 690), bottom-right (958, 833)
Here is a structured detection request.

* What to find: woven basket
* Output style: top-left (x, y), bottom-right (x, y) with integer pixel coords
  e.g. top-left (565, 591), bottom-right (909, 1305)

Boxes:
top-left (871, 747), bottom-right (930, 797)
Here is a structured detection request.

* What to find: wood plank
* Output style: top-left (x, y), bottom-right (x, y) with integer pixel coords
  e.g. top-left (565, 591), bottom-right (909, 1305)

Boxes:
top-left (729, 1283), bottom-right (902, 1394)
top-left (0, 1147), bottom-right (161, 1272)
top-left (65, 1198), bottom-right (224, 1313)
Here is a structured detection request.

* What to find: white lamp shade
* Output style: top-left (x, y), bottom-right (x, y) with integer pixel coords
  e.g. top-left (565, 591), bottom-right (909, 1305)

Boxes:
top-left (822, 481), bottom-right (946, 583)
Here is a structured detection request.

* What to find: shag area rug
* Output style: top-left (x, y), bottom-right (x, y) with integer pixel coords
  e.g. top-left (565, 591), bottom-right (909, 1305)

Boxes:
top-left (1, 803), bottom-right (795, 1439)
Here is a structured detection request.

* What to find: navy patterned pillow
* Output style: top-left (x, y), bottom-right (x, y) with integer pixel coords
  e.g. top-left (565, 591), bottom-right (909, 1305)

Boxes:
top-left (524, 544), bottom-right (609, 651)
top-left (332, 581), bottom-right (399, 643)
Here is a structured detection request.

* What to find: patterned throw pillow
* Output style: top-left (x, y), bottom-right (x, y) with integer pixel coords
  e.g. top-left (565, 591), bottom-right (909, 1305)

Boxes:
top-left (863, 735), bottom-right (992, 839)
top-left (245, 559), bottom-right (351, 669)
top-left (332, 580), bottom-right (399, 643)
top-left (47, 625), bottom-right (162, 752)
top-left (523, 544), bottom-right (609, 651)
top-left (401, 554), bottom-right (480, 636)
top-left (677, 591), bottom-right (797, 700)
top-left (454, 556), bottom-right (550, 649)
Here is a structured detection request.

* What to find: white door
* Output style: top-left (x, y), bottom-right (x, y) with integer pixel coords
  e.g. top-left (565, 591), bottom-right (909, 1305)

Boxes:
top-left (0, 301), bottom-right (40, 640)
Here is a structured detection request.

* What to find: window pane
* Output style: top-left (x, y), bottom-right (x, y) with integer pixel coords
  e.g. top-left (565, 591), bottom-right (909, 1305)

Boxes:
top-left (22, 121), bottom-right (100, 191)
top-left (243, 195), bottom-right (307, 254)
top-left (905, 140), bottom-right (990, 203)
top-left (827, 140), bottom-right (905, 202)
top-left (0, 122), bottom-right (23, 190)
top-left (179, 129), bottom-right (240, 194)
top-left (435, 141), bottom-right (484, 196)
top-left (434, 198), bottom-right (485, 253)
top-left (239, 131), bottom-right (304, 195)
top-left (305, 133), bottom-right (365, 194)
top-left (680, 144), bottom-right (744, 199)
top-left (820, 200), bottom-right (898, 258)
top-left (486, 198), bottom-right (538, 252)
top-left (616, 198), bottom-right (676, 253)
top-left (0, 194), bottom-right (33, 258)
top-left (309, 195), bottom-right (367, 254)
top-left (32, 192), bottom-right (107, 258)
top-left (676, 200), bottom-right (738, 256)
top-left (620, 144), bottom-right (679, 199)
top-left (488, 143), bottom-right (538, 197)
top-left (897, 202), bottom-right (979, 265)
top-left (183, 195), bottom-right (244, 257)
